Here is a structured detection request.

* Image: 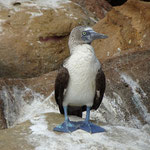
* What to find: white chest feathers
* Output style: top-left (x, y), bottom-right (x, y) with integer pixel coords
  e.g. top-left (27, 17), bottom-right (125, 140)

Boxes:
top-left (63, 44), bottom-right (101, 107)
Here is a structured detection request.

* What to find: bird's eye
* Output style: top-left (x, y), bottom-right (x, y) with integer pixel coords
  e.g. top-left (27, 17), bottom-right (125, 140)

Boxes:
top-left (82, 31), bottom-right (87, 36)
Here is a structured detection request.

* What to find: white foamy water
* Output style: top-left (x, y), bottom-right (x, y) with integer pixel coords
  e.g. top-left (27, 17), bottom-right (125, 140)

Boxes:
top-left (24, 89), bottom-right (150, 150)
top-left (0, 86), bottom-right (58, 127)
top-left (1, 75), bottom-right (150, 149)
top-left (121, 73), bottom-right (150, 124)
top-left (16, 89), bottom-right (59, 124)
top-left (28, 114), bottom-right (150, 150)
top-left (1, 85), bottom-right (150, 149)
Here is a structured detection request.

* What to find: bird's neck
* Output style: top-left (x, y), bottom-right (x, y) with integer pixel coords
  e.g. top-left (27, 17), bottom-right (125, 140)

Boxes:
top-left (69, 44), bottom-right (95, 55)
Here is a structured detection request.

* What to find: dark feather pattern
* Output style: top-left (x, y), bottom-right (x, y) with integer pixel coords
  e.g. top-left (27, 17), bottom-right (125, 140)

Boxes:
top-left (55, 67), bottom-right (106, 117)
top-left (55, 67), bottom-right (85, 117)
top-left (92, 69), bottom-right (106, 110)
top-left (55, 67), bottom-right (69, 114)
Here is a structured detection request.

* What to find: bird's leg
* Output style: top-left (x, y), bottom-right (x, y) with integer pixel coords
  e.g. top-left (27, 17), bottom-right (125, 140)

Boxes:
top-left (85, 106), bottom-right (90, 123)
top-left (53, 106), bottom-right (78, 133)
top-left (64, 106), bottom-right (69, 122)
top-left (79, 106), bottom-right (106, 133)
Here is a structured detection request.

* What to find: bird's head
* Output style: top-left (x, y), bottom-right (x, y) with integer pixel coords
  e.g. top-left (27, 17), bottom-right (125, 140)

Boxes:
top-left (68, 26), bottom-right (108, 50)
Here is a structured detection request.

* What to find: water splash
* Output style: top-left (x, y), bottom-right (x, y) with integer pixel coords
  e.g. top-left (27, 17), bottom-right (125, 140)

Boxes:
top-left (28, 113), bottom-right (150, 150)
top-left (16, 89), bottom-right (59, 124)
top-left (0, 79), bottom-right (150, 149)
top-left (0, 86), bottom-right (23, 127)
top-left (120, 73), bottom-right (150, 124)
top-left (0, 86), bottom-right (58, 127)
top-left (90, 94), bottom-right (127, 126)
top-left (90, 94), bottom-right (132, 127)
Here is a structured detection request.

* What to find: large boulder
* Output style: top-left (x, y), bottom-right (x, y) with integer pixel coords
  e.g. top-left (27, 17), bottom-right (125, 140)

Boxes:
top-left (71, 0), bottom-right (112, 19)
top-left (0, 49), bottom-right (149, 129)
top-left (0, 0), bottom-right (95, 78)
top-left (0, 71), bottom-right (57, 128)
top-left (0, 49), bottom-right (150, 149)
top-left (93, 0), bottom-right (150, 61)
top-left (101, 49), bottom-right (150, 127)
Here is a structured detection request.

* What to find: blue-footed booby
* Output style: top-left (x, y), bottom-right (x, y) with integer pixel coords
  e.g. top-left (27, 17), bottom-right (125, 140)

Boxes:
top-left (53, 26), bottom-right (107, 133)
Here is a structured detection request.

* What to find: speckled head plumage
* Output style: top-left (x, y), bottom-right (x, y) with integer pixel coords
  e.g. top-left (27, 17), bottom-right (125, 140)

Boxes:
top-left (68, 26), bottom-right (108, 51)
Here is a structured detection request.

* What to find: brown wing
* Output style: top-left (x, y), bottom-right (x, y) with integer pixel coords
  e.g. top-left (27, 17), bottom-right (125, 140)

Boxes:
top-left (91, 69), bottom-right (106, 110)
top-left (55, 67), bottom-right (69, 114)
top-left (55, 67), bottom-right (85, 117)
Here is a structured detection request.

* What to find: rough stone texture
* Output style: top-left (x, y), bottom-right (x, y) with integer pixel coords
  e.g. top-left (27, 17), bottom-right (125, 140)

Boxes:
top-left (0, 0), bottom-right (150, 130)
top-left (0, 100), bottom-right (7, 129)
top-left (71, 0), bottom-right (112, 19)
top-left (93, 0), bottom-right (150, 61)
top-left (0, 1), bottom-right (150, 149)
top-left (103, 49), bottom-right (150, 126)
top-left (0, 1), bottom-right (95, 78)
top-left (0, 71), bottom-right (56, 129)
top-left (0, 49), bottom-right (149, 129)
top-left (0, 119), bottom-right (33, 150)
top-left (0, 112), bottom-right (149, 150)
top-left (2, 0), bottom-right (150, 78)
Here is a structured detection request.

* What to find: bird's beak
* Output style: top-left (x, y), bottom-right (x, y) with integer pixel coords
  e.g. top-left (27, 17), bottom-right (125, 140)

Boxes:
top-left (90, 31), bottom-right (108, 40)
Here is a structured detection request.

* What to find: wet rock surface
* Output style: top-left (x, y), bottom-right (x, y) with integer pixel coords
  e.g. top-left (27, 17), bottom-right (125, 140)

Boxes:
top-left (102, 49), bottom-right (150, 127)
top-left (0, 71), bottom-right (56, 128)
top-left (0, 112), bottom-right (150, 149)
top-left (0, 120), bottom-right (33, 150)
top-left (0, 42), bottom-right (150, 150)
top-left (0, 49), bottom-right (149, 130)
top-left (0, 99), bottom-right (7, 129)
top-left (0, 0), bottom-right (150, 149)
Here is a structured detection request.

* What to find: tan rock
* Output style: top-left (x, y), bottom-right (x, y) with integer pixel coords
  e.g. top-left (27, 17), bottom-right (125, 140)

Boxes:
top-left (0, 112), bottom-right (149, 150)
top-left (71, 0), bottom-right (112, 19)
top-left (93, 0), bottom-right (150, 61)
top-left (0, 1), bottom-right (95, 78)
top-left (0, 49), bottom-right (150, 129)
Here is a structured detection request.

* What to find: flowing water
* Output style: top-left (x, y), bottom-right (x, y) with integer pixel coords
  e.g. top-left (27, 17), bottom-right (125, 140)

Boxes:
top-left (0, 74), bottom-right (150, 150)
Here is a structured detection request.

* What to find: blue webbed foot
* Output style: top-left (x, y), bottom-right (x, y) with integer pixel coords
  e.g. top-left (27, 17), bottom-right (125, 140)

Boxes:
top-left (53, 120), bottom-right (78, 133)
top-left (77, 107), bottom-right (106, 133)
top-left (79, 121), bottom-right (106, 133)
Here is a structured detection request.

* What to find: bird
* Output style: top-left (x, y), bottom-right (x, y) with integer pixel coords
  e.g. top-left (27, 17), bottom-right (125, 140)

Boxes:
top-left (53, 26), bottom-right (107, 133)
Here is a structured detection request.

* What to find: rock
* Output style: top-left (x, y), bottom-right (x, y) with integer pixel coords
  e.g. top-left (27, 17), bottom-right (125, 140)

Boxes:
top-left (0, 1), bottom-right (150, 149)
top-left (71, 0), bottom-right (112, 19)
top-left (0, 119), bottom-right (33, 150)
top-left (0, 112), bottom-right (150, 150)
top-left (0, 71), bottom-right (57, 129)
top-left (0, 49), bottom-right (150, 149)
top-left (93, 0), bottom-right (150, 61)
top-left (0, 100), bottom-right (7, 129)
top-left (102, 49), bottom-right (150, 127)
top-left (0, 49), bottom-right (149, 129)
top-left (0, 1), bottom-right (95, 78)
